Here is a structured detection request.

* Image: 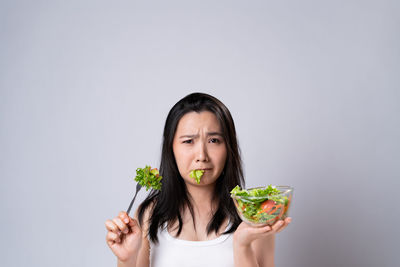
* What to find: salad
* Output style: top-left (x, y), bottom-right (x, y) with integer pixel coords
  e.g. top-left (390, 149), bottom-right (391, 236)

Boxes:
top-left (134, 165), bottom-right (162, 191)
top-left (230, 185), bottom-right (292, 225)
top-left (189, 169), bottom-right (204, 184)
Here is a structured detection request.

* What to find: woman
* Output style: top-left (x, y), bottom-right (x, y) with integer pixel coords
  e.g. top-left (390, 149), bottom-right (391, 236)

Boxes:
top-left (105, 93), bottom-right (291, 267)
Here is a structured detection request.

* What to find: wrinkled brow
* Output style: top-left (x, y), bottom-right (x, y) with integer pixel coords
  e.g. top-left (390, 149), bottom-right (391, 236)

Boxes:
top-left (179, 132), bottom-right (223, 139)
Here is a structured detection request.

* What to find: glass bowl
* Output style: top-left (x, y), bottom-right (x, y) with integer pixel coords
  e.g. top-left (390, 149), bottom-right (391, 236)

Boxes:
top-left (231, 186), bottom-right (293, 226)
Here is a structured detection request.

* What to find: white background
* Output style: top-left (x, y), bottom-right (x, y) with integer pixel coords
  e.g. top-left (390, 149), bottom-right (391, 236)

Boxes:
top-left (1, 0), bottom-right (399, 266)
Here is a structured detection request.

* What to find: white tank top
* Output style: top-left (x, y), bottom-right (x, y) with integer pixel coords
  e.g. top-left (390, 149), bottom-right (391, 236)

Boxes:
top-left (150, 223), bottom-right (234, 267)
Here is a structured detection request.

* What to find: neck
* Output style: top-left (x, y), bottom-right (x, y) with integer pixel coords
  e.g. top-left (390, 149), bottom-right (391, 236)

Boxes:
top-left (185, 182), bottom-right (217, 214)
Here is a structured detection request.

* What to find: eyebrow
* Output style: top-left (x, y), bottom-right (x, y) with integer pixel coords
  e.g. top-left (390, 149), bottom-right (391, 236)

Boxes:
top-left (179, 132), bottom-right (223, 139)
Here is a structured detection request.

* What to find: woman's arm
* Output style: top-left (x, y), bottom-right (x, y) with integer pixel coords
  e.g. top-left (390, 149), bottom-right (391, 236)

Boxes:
top-left (117, 257), bottom-right (137, 267)
top-left (251, 234), bottom-right (275, 267)
top-left (134, 229), bottom-right (150, 267)
top-left (134, 204), bottom-right (153, 267)
top-left (233, 217), bottom-right (291, 267)
top-left (233, 243), bottom-right (261, 267)
top-left (233, 234), bottom-right (275, 267)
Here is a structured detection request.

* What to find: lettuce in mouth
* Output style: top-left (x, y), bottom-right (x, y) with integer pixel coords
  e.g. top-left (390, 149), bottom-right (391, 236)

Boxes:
top-left (189, 169), bottom-right (204, 184)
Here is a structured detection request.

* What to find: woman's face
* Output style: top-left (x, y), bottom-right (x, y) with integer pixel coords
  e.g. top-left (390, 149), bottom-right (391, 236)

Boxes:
top-left (172, 111), bottom-right (227, 186)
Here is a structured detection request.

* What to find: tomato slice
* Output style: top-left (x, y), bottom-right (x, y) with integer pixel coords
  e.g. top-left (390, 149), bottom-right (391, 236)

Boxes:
top-left (260, 200), bottom-right (276, 213)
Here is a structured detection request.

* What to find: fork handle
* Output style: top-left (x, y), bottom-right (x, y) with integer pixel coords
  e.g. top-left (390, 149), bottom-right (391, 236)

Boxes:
top-left (126, 190), bottom-right (139, 215)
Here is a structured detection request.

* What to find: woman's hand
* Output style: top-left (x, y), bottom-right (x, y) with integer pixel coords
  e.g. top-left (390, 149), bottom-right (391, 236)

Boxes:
top-left (105, 211), bottom-right (143, 263)
top-left (233, 217), bottom-right (292, 248)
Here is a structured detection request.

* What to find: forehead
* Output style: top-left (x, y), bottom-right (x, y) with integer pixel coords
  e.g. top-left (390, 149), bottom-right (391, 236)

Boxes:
top-left (176, 111), bottom-right (221, 133)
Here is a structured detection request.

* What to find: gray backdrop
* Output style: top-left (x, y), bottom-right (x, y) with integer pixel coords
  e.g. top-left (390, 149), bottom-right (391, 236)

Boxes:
top-left (1, 0), bottom-right (399, 266)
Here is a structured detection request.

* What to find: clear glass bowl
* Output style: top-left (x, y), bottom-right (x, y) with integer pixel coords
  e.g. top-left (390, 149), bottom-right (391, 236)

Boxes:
top-left (231, 186), bottom-right (293, 226)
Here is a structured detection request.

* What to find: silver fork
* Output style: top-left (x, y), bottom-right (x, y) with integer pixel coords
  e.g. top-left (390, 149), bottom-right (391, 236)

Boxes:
top-left (126, 183), bottom-right (142, 216)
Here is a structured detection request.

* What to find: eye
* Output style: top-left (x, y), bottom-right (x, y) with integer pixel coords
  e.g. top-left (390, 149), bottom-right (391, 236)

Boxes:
top-left (209, 138), bottom-right (221, 144)
top-left (183, 139), bottom-right (193, 144)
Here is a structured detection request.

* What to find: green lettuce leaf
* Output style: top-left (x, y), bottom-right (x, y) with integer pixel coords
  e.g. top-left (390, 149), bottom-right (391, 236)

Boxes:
top-left (189, 169), bottom-right (204, 184)
top-left (134, 165), bottom-right (162, 191)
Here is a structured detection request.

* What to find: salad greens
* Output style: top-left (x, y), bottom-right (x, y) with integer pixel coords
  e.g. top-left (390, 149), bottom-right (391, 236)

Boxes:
top-left (134, 165), bottom-right (162, 191)
top-left (189, 169), bottom-right (204, 184)
top-left (231, 185), bottom-right (280, 198)
top-left (230, 185), bottom-right (290, 225)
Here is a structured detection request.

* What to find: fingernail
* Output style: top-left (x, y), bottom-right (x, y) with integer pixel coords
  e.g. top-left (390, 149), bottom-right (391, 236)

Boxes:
top-left (124, 218), bottom-right (129, 223)
top-left (123, 229), bottom-right (128, 234)
top-left (288, 218), bottom-right (292, 223)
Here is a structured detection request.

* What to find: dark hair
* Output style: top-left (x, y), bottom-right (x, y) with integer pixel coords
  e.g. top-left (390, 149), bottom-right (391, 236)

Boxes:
top-left (138, 92), bottom-right (244, 243)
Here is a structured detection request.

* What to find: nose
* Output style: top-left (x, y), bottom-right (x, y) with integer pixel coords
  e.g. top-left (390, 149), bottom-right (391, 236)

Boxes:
top-left (196, 142), bottom-right (209, 162)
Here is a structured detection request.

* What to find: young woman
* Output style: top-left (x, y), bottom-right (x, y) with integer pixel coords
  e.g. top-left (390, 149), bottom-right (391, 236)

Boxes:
top-left (105, 93), bottom-right (292, 267)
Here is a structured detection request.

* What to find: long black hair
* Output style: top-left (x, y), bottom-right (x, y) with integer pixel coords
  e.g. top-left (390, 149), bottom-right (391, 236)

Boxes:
top-left (138, 92), bottom-right (245, 243)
